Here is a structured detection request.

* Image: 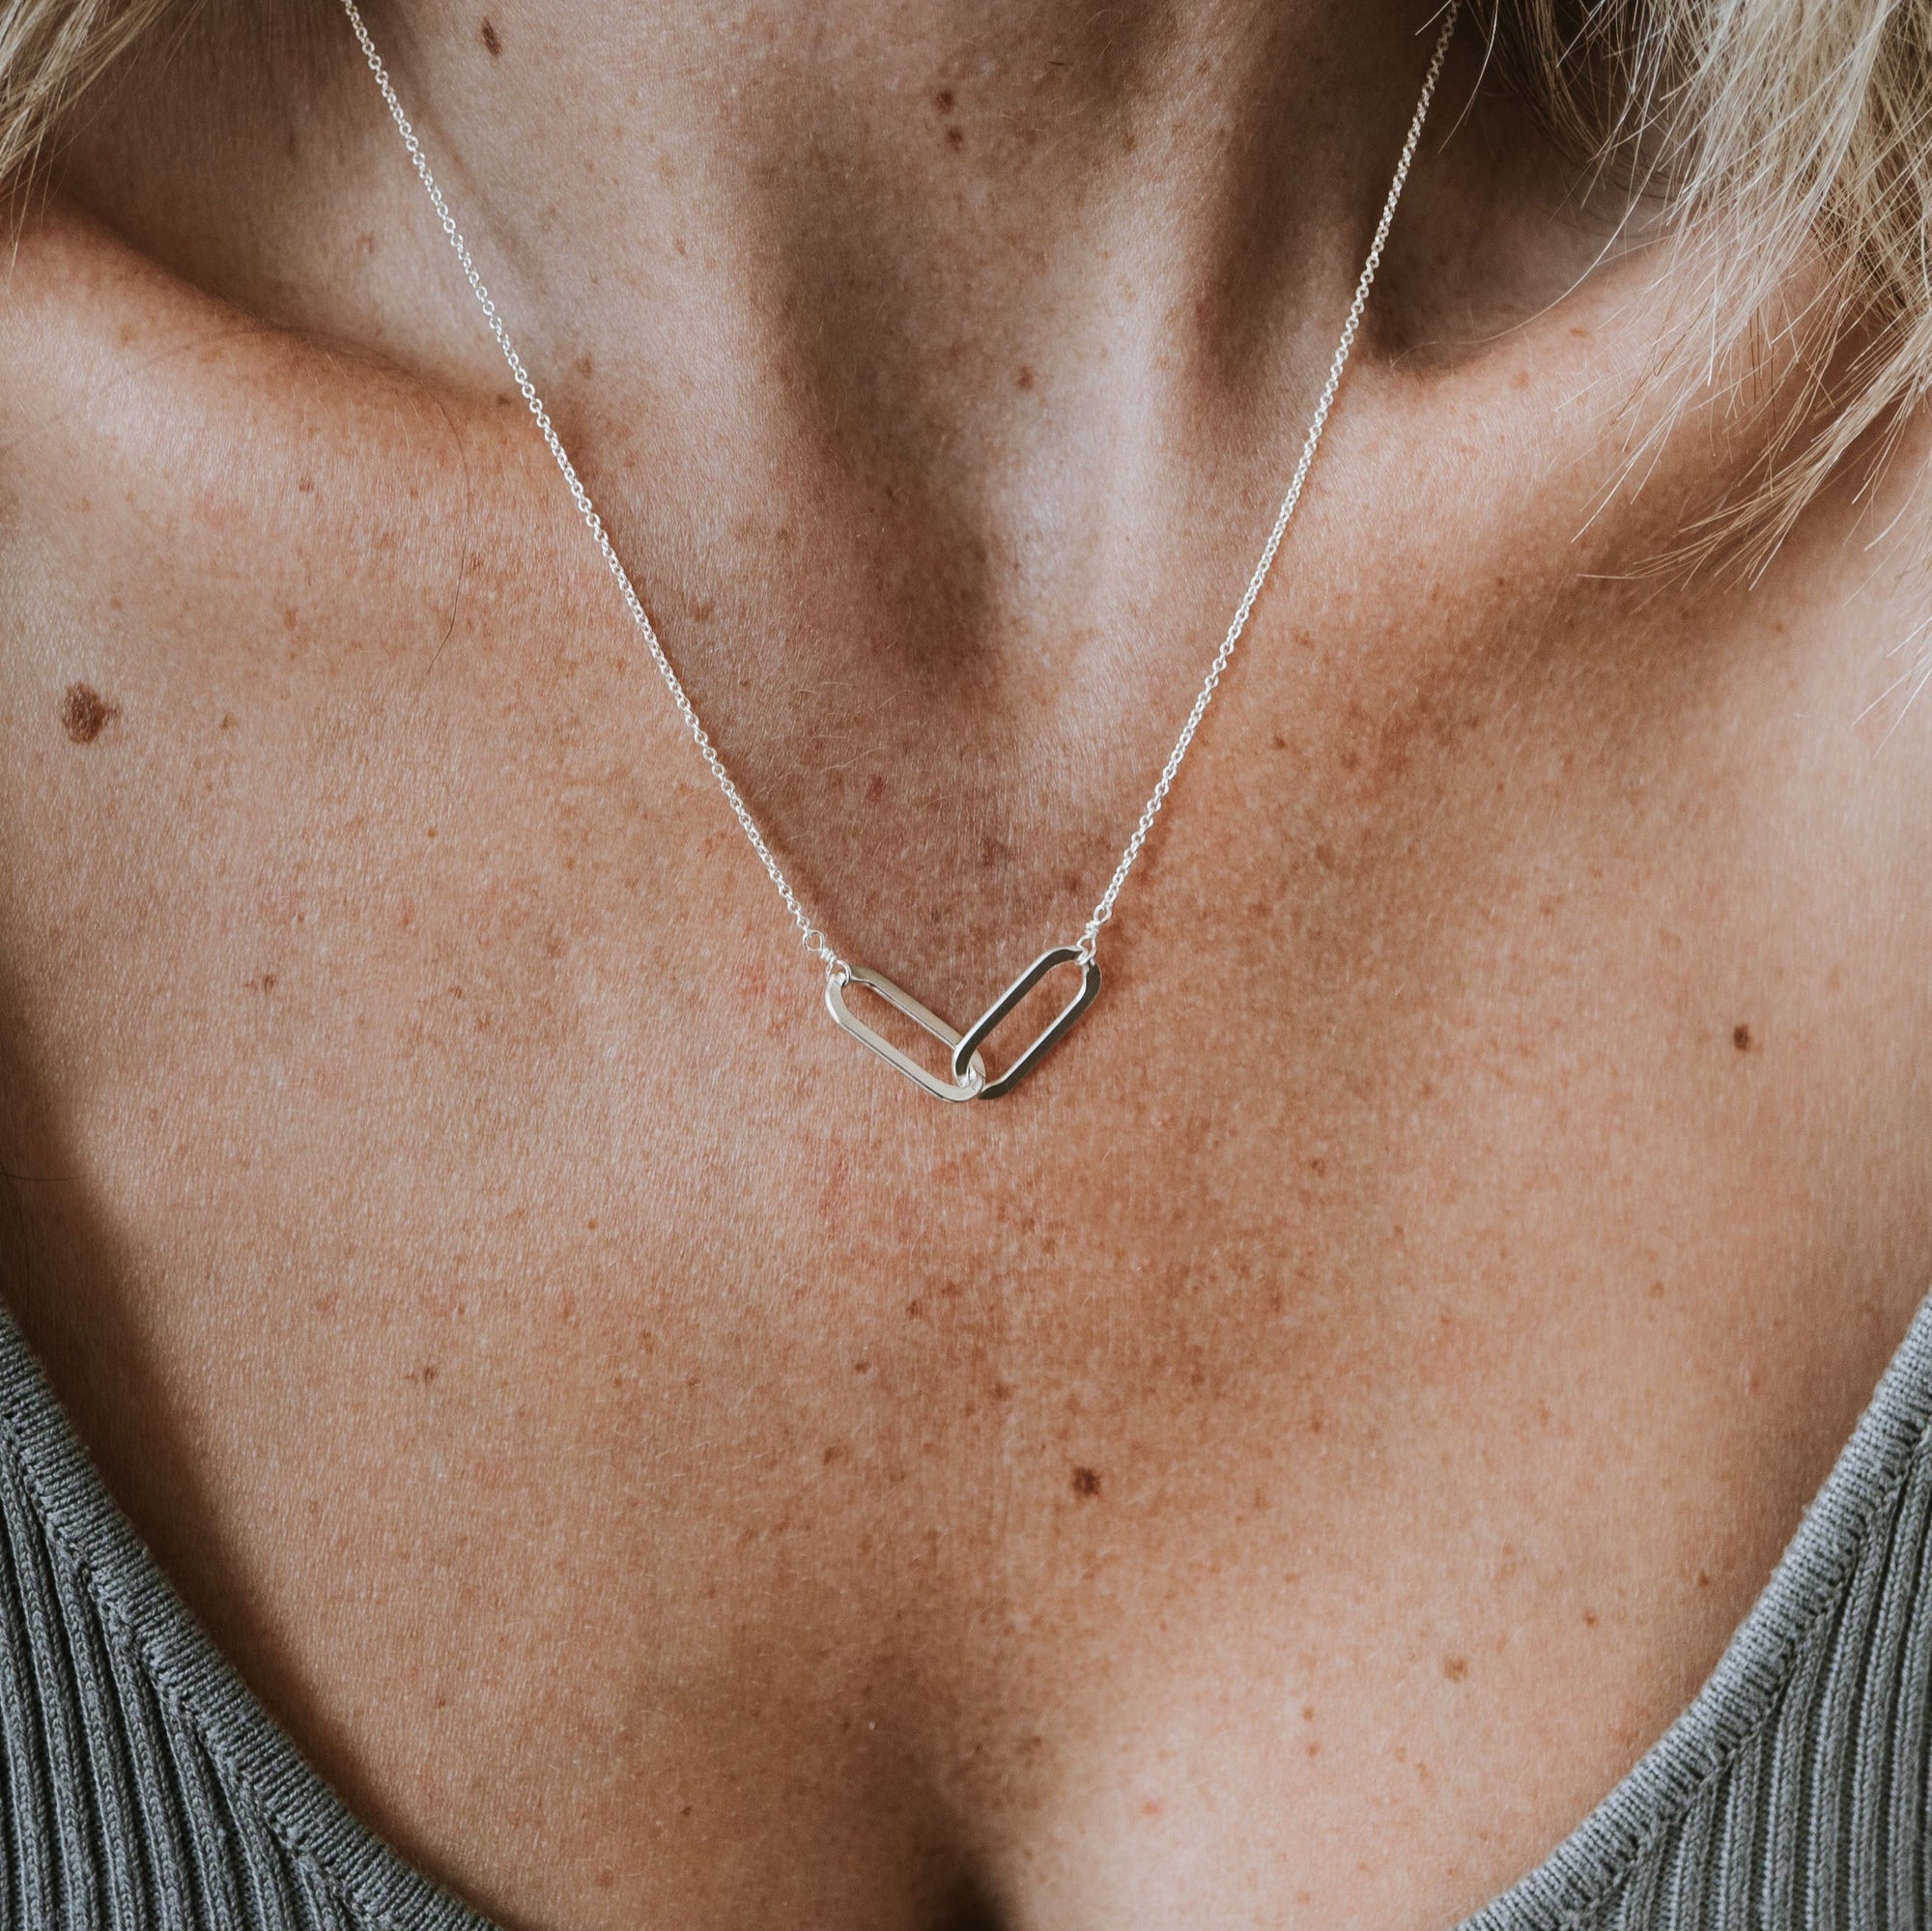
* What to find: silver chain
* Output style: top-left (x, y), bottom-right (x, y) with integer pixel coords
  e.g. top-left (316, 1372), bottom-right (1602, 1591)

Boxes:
top-left (1077, 6), bottom-right (1459, 956)
top-left (339, 0), bottom-right (1459, 979)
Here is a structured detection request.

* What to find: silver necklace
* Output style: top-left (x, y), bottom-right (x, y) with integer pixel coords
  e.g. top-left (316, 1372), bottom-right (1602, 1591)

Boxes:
top-left (338, 0), bottom-right (1459, 1102)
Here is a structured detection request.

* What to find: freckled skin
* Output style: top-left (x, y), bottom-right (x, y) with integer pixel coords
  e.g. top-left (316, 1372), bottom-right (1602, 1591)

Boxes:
top-left (2, 8), bottom-right (1931, 1931)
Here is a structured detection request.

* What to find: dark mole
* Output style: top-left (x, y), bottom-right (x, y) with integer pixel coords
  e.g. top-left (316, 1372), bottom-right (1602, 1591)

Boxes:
top-left (1441, 1656), bottom-right (1468, 1681)
top-left (481, 18), bottom-right (502, 55)
top-left (61, 683), bottom-right (116, 745)
top-left (946, 126), bottom-right (965, 149)
top-left (934, 88), bottom-right (955, 111)
top-left (1015, 366), bottom-right (1035, 391)
top-left (1071, 1466), bottom-right (1101, 1498)
top-left (1732, 1023), bottom-right (1753, 1052)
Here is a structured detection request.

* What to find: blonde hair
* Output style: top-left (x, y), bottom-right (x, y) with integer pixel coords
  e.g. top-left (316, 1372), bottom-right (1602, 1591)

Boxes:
top-left (1498, 0), bottom-right (1932, 561)
top-left (0, 0), bottom-right (176, 186)
top-left (3, 0), bottom-right (1931, 545)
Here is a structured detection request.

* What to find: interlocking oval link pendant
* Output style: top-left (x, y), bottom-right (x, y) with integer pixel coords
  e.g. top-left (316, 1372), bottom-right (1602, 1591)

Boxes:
top-left (825, 965), bottom-right (988, 1102)
top-left (952, 946), bottom-right (1101, 1100)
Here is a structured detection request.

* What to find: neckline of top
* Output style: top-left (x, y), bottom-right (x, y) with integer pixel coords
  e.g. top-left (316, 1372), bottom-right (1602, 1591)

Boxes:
top-left (0, 1291), bottom-right (1927, 1931)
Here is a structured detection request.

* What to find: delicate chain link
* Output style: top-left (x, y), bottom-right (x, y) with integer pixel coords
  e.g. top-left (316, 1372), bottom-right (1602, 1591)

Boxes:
top-left (1078, 1), bottom-right (1459, 958)
top-left (339, 0), bottom-right (1458, 980)
top-left (338, 0), bottom-right (845, 972)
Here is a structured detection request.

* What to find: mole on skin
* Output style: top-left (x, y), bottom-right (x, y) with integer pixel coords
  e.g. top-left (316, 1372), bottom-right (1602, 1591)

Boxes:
top-left (480, 18), bottom-right (501, 56)
top-left (60, 682), bottom-right (116, 745)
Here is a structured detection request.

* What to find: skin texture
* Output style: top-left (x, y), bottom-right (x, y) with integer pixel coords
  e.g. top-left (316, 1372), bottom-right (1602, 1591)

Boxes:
top-left (3, 2), bottom-right (1932, 1926)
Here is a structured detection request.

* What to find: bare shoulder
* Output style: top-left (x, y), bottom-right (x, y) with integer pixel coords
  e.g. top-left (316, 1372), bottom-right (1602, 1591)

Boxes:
top-left (0, 199), bottom-right (542, 1123)
top-left (2, 207), bottom-right (328, 820)
top-left (0, 195), bottom-right (483, 523)
top-left (0, 209), bottom-right (238, 911)
top-left (0, 197), bottom-right (526, 758)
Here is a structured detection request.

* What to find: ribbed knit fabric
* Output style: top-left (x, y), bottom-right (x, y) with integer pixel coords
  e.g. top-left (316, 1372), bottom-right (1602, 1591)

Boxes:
top-left (0, 1296), bottom-right (1926, 1931)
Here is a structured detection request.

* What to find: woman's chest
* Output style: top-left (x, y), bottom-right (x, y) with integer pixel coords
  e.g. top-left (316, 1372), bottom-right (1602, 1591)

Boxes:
top-left (6, 621), bottom-right (1932, 1931)
top-left (6, 329), bottom-right (1932, 1925)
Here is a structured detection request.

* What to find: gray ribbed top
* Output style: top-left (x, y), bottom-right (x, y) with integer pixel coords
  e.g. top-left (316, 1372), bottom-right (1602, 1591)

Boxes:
top-left (0, 1294), bottom-right (1927, 1930)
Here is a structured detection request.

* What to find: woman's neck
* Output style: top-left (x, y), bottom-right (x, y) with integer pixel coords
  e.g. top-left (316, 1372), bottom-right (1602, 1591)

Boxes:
top-left (370, 0), bottom-right (1444, 382)
top-left (56, 0), bottom-right (1603, 470)
top-left (43, 0), bottom-right (1667, 1000)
